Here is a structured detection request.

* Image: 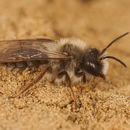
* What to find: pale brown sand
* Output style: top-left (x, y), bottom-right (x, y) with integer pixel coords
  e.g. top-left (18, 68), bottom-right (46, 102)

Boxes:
top-left (0, 0), bottom-right (130, 129)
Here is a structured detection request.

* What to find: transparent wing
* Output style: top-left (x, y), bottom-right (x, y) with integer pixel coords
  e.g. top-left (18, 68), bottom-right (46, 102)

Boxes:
top-left (0, 38), bottom-right (70, 63)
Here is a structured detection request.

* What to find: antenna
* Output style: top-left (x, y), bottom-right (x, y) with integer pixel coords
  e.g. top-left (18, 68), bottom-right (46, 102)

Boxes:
top-left (100, 56), bottom-right (127, 68)
top-left (100, 32), bottom-right (129, 56)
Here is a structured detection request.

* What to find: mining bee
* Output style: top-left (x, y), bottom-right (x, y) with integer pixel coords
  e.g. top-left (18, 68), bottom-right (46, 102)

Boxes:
top-left (0, 32), bottom-right (128, 107)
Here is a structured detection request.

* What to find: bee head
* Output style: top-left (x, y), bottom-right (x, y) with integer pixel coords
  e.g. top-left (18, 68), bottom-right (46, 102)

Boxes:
top-left (82, 48), bottom-right (105, 78)
top-left (82, 32), bottom-right (128, 78)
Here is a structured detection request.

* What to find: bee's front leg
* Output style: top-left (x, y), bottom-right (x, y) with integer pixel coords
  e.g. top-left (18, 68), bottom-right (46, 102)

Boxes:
top-left (75, 67), bottom-right (86, 83)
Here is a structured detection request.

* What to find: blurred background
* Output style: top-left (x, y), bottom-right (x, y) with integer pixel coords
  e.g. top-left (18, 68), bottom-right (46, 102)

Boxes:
top-left (0, 0), bottom-right (129, 130)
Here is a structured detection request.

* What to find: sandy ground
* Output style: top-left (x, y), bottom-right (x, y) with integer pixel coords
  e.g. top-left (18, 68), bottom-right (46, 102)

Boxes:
top-left (0, 0), bottom-right (130, 129)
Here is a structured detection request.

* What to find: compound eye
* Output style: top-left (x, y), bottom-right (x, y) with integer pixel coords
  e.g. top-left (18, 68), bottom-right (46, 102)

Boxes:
top-left (89, 48), bottom-right (99, 56)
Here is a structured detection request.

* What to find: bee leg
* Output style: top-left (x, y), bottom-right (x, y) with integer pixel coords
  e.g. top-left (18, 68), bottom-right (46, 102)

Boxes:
top-left (14, 62), bottom-right (27, 74)
top-left (75, 67), bottom-right (86, 83)
top-left (6, 63), bottom-right (16, 71)
top-left (9, 65), bottom-right (50, 98)
top-left (58, 71), bottom-right (79, 108)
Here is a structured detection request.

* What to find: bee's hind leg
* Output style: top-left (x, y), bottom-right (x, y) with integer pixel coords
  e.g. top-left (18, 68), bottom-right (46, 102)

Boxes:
top-left (58, 71), bottom-right (79, 108)
top-left (9, 65), bottom-right (50, 98)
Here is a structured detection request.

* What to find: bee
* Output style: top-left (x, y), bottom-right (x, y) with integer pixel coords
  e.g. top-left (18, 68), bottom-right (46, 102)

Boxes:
top-left (0, 32), bottom-right (128, 107)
